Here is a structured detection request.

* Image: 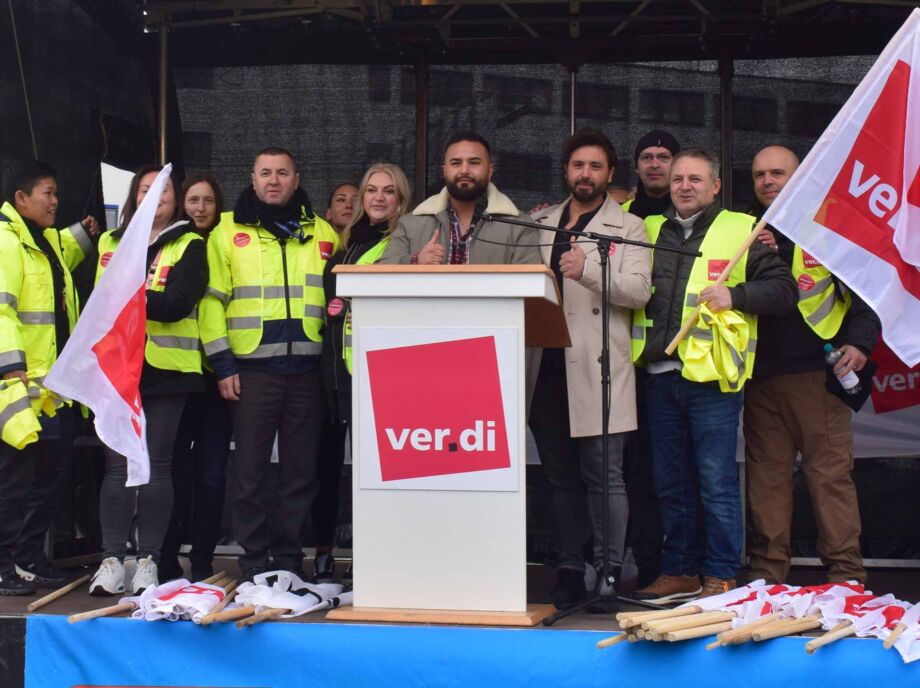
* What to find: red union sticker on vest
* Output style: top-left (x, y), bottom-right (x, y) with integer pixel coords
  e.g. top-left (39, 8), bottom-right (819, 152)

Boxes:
top-left (157, 265), bottom-right (171, 286)
top-left (359, 329), bottom-right (519, 491)
top-left (100, 251), bottom-right (113, 267)
top-left (233, 232), bottom-right (250, 247)
top-left (319, 241), bottom-right (334, 260)
top-left (707, 259), bottom-right (729, 280)
top-left (797, 274), bottom-right (816, 292)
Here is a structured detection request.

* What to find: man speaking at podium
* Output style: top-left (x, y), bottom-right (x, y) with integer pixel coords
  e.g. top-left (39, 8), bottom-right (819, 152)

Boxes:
top-left (379, 131), bottom-right (541, 266)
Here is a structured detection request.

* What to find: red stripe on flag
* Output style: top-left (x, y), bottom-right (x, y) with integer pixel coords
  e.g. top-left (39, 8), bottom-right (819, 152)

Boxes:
top-left (815, 60), bottom-right (920, 299)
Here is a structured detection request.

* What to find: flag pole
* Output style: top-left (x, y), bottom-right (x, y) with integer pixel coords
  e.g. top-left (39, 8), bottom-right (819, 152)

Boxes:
top-left (664, 219), bottom-right (766, 356)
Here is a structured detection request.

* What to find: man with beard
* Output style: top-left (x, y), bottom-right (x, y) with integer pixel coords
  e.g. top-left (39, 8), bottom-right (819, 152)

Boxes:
top-left (744, 145), bottom-right (878, 585)
top-left (199, 147), bottom-right (340, 581)
top-left (529, 129), bottom-right (651, 612)
top-left (620, 129), bottom-right (680, 591)
top-left (379, 131), bottom-right (541, 265)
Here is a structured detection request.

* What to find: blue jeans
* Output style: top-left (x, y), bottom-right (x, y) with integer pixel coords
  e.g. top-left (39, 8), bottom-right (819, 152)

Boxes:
top-left (646, 371), bottom-right (742, 580)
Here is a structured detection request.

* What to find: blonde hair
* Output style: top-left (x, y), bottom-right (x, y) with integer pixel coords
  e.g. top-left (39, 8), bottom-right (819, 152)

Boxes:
top-left (341, 163), bottom-right (412, 249)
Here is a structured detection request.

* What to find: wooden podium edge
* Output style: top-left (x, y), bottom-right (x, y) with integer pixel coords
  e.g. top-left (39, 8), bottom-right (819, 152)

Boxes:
top-left (326, 603), bottom-right (557, 627)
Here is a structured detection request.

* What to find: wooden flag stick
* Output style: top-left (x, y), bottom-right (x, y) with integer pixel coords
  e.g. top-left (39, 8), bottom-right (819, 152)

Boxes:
top-left (664, 220), bottom-right (766, 356)
top-left (204, 604), bottom-right (256, 624)
top-left (753, 615), bottom-right (822, 642)
top-left (236, 607), bottom-right (289, 629)
top-left (620, 605), bottom-right (702, 628)
top-left (643, 610), bottom-right (736, 633)
top-left (805, 621), bottom-right (856, 654)
top-left (68, 601), bottom-right (136, 623)
top-left (202, 571), bottom-right (227, 585)
top-left (27, 574), bottom-right (91, 613)
top-left (597, 633), bottom-right (631, 649)
top-left (706, 614), bottom-right (781, 649)
top-left (665, 621), bottom-right (734, 642)
top-left (884, 622), bottom-right (909, 649)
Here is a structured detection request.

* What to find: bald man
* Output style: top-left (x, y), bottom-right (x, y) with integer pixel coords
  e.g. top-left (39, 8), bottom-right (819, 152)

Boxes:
top-left (744, 145), bottom-right (880, 585)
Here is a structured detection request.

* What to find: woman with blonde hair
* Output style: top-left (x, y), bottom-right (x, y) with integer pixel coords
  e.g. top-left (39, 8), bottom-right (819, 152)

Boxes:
top-left (313, 163), bottom-right (411, 580)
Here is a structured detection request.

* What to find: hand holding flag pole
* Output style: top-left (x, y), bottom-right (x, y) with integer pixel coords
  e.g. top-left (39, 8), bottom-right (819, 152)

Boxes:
top-left (664, 219), bottom-right (766, 356)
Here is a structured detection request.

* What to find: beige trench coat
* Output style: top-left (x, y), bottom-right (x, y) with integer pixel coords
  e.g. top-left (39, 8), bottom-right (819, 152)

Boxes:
top-left (534, 196), bottom-right (651, 437)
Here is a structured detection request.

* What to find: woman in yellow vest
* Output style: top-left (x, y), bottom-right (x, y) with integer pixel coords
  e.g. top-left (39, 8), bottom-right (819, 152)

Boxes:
top-left (160, 174), bottom-right (232, 584)
top-left (89, 165), bottom-right (208, 596)
top-left (314, 163), bottom-right (412, 580)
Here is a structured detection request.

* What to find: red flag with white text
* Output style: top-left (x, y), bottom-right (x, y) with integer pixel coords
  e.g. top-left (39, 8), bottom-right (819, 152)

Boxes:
top-left (763, 8), bottom-right (920, 365)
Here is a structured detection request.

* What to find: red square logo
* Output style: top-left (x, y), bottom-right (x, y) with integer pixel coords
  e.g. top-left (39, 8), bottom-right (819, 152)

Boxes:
top-left (869, 339), bottom-right (920, 414)
top-left (366, 337), bottom-right (510, 482)
top-left (802, 251), bottom-right (822, 268)
top-left (707, 259), bottom-right (729, 281)
top-left (319, 241), bottom-right (334, 260)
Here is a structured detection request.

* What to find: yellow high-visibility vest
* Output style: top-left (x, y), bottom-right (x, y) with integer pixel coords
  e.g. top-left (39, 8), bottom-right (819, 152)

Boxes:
top-left (792, 245), bottom-right (849, 339)
top-left (631, 210), bottom-right (758, 393)
top-left (96, 229), bottom-right (203, 373)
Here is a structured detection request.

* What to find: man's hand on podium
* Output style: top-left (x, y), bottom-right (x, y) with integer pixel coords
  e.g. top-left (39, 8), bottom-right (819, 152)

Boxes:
top-left (417, 229), bottom-right (445, 265)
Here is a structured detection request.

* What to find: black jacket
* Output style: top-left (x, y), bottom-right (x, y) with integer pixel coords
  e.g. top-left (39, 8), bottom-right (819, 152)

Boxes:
top-left (320, 218), bottom-right (390, 426)
top-left (643, 202), bottom-right (798, 364)
top-left (747, 203), bottom-right (881, 379)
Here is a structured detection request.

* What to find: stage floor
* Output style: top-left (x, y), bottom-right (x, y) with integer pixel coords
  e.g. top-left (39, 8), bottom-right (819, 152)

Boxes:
top-left (2, 557), bottom-right (918, 631)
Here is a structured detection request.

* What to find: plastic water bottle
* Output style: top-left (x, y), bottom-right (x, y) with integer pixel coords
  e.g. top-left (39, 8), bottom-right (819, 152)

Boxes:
top-left (823, 344), bottom-right (861, 395)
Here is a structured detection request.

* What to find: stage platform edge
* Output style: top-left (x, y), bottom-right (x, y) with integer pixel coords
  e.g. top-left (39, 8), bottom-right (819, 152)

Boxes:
top-left (326, 602), bottom-right (555, 626)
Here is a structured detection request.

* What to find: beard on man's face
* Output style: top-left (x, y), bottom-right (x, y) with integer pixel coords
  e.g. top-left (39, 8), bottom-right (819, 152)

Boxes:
top-left (569, 179), bottom-right (607, 204)
top-left (446, 175), bottom-right (488, 202)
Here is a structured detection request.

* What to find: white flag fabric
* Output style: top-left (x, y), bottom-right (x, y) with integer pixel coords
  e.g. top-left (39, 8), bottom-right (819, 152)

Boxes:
top-left (763, 8), bottom-right (920, 365)
top-left (45, 166), bottom-right (173, 486)
top-left (137, 579), bottom-right (226, 623)
top-left (233, 570), bottom-right (352, 618)
top-left (676, 580), bottom-right (768, 613)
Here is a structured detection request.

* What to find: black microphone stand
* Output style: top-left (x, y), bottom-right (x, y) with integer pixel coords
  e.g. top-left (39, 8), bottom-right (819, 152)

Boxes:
top-left (481, 211), bottom-right (700, 625)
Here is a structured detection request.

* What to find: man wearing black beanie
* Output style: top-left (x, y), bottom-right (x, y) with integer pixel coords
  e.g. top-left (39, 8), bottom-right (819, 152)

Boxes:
top-left (620, 129), bottom-right (678, 592)
top-left (623, 129), bottom-right (680, 221)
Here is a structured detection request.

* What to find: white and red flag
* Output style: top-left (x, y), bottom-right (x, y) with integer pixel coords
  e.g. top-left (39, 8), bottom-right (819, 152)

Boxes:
top-left (764, 8), bottom-right (920, 365)
top-left (45, 165), bottom-right (173, 486)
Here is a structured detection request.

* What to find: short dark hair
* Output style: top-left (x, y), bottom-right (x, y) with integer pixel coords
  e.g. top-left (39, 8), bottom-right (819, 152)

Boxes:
top-left (6, 159), bottom-right (57, 202)
top-left (120, 164), bottom-right (180, 231)
top-left (254, 146), bottom-right (298, 171)
top-left (673, 147), bottom-right (721, 180)
top-left (443, 130), bottom-right (492, 159)
top-left (327, 181), bottom-right (358, 208)
top-left (563, 129), bottom-right (616, 168)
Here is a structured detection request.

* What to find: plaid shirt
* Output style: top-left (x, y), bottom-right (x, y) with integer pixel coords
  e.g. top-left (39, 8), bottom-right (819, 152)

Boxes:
top-left (446, 206), bottom-right (475, 264)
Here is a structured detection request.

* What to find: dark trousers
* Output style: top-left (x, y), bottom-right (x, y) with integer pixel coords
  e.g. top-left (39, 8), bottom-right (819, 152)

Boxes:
top-left (311, 421), bottom-right (348, 548)
top-left (529, 353), bottom-right (628, 572)
top-left (230, 369), bottom-right (324, 572)
top-left (162, 381), bottom-right (233, 572)
top-left (744, 370), bottom-right (865, 583)
top-left (100, 393), bottom-right (187, 561)
top-left (623, 371), bottom-right (663, 587)
top-left (0, 409), bottom-right (74, 570)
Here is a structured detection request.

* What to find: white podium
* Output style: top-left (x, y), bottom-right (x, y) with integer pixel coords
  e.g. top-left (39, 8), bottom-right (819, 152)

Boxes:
top-left (327, 265), bottom-right (568, 626)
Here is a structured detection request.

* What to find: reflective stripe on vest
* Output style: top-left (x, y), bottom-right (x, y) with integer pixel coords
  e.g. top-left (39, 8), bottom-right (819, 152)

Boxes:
top-left (792, 245), bottom-right (850, 339)
top-left (0, 379), bottom-right (40, 450)
top-left (631, 210), bottom-right (759, 392)
top-left (343, 237), bottom-right (390, 374)
top-left (97, 231), bottom-right (203, 374)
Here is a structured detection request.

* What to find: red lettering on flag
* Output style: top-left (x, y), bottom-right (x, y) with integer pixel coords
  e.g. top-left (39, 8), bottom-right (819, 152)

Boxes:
top-left (157, 584), bottom-right (224, 602)
top-left (367, 337), bottom-right (510, 482)
top-left (869, 339), bottom-right (920, 413)
top-left (707, 259), bottom-right (729, 281)
top-left (92, 286), bottom-right (145, 437)
top-left (814, 60), bottom-right (920, 299)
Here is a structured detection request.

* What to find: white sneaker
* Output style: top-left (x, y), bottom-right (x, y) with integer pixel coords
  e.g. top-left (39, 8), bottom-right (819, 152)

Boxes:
top-left (89, 557), bottom-right (125, 596)
top-left (131, 556), bottom-right (158, 594)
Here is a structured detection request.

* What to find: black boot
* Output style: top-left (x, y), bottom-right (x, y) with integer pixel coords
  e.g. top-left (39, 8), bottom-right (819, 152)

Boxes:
top-left (551, 568), bottom-right (587, 610)
top-left (588, 565), bottom-right (621, 614)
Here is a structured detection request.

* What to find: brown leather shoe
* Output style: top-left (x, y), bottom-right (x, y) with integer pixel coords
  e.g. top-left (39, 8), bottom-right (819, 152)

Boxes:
top-left (698, 576), bottom-right (737, 598)
top-left (632, 574), bottom-right (702, 604)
